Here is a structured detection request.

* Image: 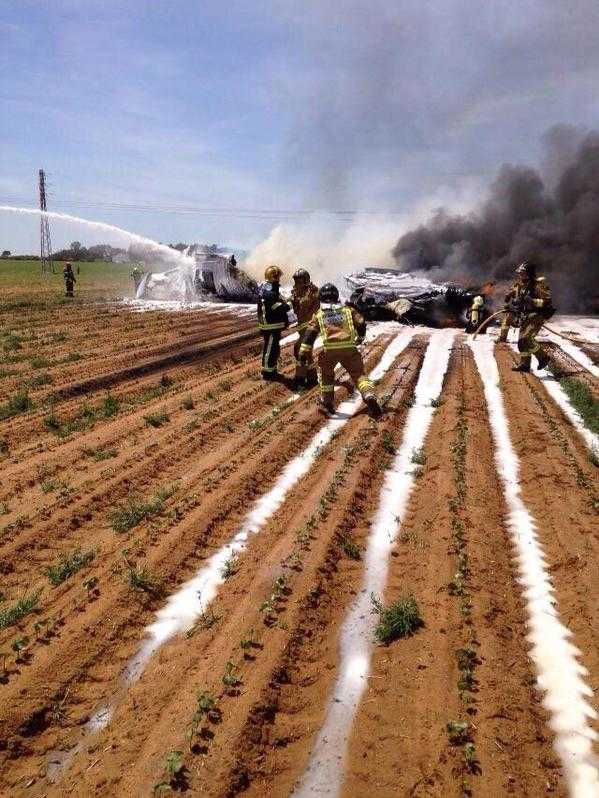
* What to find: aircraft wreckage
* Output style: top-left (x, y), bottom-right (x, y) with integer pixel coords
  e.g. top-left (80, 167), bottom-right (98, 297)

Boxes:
top-left (135, 259), bottom-right (491, 330)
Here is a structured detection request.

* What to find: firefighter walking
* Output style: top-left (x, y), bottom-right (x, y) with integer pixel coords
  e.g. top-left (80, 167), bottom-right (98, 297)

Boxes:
top-left (290, 268), bottom-right (320, 388)
top-left (257, 265), bottom-right (290, 380)
top-left (63, 262), bottom-right (76, 298)
top-left (505, 261), bottom-right (555, 372)
top-left (299, 283), bottom-right (382, 418)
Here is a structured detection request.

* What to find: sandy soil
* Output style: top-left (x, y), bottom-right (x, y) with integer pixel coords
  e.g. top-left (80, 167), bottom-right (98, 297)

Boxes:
top-left (0, 302), bottom-right (597, 798)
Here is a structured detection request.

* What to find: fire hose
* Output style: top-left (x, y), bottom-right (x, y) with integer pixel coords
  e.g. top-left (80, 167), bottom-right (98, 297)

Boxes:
top-left (472, 311), bottom-right (596, 345)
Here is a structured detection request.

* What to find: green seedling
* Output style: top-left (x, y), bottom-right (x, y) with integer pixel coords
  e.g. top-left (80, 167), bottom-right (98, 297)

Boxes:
top-left (381, 430), bottom-right (396, 454)
top-left (11, 635), bottom-right (29, 658)
top-left (102, 394), bottom-right (119, 418)
top-left (0, 591), bottom-right (40, 630)
top-left (33, 619), bottom-right (48, 638)
top-left (240, 629), bottom-right (255, 651)
top-left (144, 410), bottom-right (170, 428)
top-left (371, 593), bottom-right (423, 644)
top-left (181, 395), bottom-right (194, 410)
top-left (109, 487), bottom-right (174, 533)
top-left (0, 389), bottom-right (32, 420)
top-left (83, 576), bottom-right (99, 595)
top-left (446, 719), bottom-right (471, 745)
top-left (222, 660), bottom-right (241, 688)
top-left (341, 537), bottom-right (361, 560)
top-left (221, 556), bottom-right (238, 580)
top-left (127, 564), bottom-right (160, 596)
top-left (45, 549), bottom-right (95, 586)
top-left (410, 447), bottom-right (427, 466)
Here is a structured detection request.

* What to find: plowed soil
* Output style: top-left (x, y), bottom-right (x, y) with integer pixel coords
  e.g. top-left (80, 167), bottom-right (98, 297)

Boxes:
top-left (0, 301), bottom-right (597, 798)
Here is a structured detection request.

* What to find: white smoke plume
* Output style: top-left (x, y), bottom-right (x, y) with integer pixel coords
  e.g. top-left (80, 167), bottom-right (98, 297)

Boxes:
top-left (245, 187), bottom-right (479, 287)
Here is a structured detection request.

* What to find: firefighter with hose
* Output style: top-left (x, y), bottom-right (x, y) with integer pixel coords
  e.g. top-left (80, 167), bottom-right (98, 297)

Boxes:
top-left (290, 268), bottom-right (320, 388)
top-left (497, 272), bottom-right (525, 343)
top-left (257, 265), bottom-right (291, 380)
top-left (299, 283), bottom-right (382, 418)
top-left (506, 261), bottom-right (555, 372)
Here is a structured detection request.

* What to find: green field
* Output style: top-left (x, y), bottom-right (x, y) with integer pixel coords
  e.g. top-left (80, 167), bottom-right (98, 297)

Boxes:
top-left (0, 259), bottom-right (138, 306)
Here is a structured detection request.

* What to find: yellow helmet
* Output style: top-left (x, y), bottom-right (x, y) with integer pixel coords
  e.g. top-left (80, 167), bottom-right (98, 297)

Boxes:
top-left (264, 265), bottom-right (283, 282)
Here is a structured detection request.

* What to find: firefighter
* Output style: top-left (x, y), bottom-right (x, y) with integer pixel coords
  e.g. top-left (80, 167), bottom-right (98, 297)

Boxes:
top-left (63, 262), bottom-right (76, 298)
top-left (464, 281), bottom-right (494, 334)
top-left (257, 265), bottom-right (290, 380)
top-left (299, 283), bottom-right (382, 418)
top-left (498, 274), bottom-right (524, 343)
top-left (290, 268), bottom-right (320, 388)
top-left (131, 266), bottom-right (145, 292)
top-left (507, 261), bottom-right (555, 372)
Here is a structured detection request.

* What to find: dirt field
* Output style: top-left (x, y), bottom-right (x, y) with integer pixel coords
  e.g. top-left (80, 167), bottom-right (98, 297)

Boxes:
top-left (0, 297), bottom-right (598, 798)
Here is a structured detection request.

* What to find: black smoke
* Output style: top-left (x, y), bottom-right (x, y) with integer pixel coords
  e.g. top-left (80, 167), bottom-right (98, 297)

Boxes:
top-left (392, 127), bottom-right (599, 312)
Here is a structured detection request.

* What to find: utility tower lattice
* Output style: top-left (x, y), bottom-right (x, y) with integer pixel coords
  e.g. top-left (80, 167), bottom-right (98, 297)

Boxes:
top-left (39, 169), bottom-right (55, 274)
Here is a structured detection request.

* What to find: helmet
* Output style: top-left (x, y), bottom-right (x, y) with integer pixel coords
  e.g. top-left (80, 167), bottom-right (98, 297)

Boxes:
top-left (293, 268), bottom-right (310, 284)
top-left (264, 265), bottom-right (283, 282)
top-left (319, 283), bottom-right (339, 303)
top-left (516, 260), bottom-right (537, 278)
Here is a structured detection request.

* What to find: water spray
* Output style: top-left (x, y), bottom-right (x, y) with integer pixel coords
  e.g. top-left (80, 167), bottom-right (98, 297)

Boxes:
top-left (0, 205), bottom-right (196, 270)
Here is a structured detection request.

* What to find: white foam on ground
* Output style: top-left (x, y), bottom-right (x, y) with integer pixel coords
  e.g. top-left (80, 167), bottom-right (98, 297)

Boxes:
top-left (542, 332), bottom-right (599, 379)
top-left (294, 328), bottom-right (457, 797)
top-left (535, 364), bottom-right (599, 455)
top-left (550, 316), bottom-right (599, 345)
top-left (470, 337), bottom-right (599, 798)
top-left (121, 326), bottom-right (417, 686)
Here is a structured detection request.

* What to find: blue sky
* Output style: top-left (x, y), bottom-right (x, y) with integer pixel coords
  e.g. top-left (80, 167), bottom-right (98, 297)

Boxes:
top-left (1, 0), bottom-right (599, 255)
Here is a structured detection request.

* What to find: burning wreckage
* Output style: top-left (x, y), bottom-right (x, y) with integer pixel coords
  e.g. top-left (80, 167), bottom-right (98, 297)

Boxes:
top-left (345, 268), bottom-right (492, 331)
top-left (136, 256), bottom-right (491, 331)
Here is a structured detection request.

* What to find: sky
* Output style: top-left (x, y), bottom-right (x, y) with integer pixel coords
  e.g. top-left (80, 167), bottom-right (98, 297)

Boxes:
top-left (1, 0), bottom-right (599, 258)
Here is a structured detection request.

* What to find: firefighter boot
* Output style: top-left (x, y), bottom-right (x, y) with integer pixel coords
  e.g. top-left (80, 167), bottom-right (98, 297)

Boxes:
top-left (512, 358), bottom-right (531, 373)
top-left (535, 351), bottom-right (550, 371)
top-left (317, 396), bottom-right (334, 415)
top-left (365, 394), bottom-right (383, 419)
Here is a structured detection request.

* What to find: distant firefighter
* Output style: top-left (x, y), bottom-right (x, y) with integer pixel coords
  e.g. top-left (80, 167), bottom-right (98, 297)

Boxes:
top-left (131, 266), bottom-right (145, 292)
top-left (257, 265), bottom-right (290, 380)
top-left (507, 261), bottom-right (555, 372)
top-left (290, 268), bottom-right (320, 388)
top-left (300, 282), bottom-right (382, 418)
top-left (63, 262), bottom-right (76, 298)
top-left (229, 254), bottom-right (237, 268)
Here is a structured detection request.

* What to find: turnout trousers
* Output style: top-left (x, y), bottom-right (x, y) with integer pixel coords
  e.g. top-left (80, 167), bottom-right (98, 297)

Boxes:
top-left (261, 330), bottom-right (282, 376)
top-left (293, 327), bottom-right (318, 385)
top-left (317, 347), bottom-right (375, 409)
top-left (517, 314), bottom-right (547, 367)
top-left (498, 310), bottom-right (516, 342)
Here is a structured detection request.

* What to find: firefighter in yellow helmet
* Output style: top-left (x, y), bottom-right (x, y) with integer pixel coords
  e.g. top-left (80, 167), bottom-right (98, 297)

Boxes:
top-left (291, 268), bottom-right (320, 388)
top-left (507, 261), bottom-right (555, 372)
top-left (299, 283), bottom-right (382, 418)
top-left (257, 265), bottom-right (291, 380)
top-left (464, 281), bottom-right (494, 334)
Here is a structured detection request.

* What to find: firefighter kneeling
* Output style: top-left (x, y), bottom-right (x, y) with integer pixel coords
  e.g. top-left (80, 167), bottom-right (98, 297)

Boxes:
top-left (299, 283), bottom-right (382, 418)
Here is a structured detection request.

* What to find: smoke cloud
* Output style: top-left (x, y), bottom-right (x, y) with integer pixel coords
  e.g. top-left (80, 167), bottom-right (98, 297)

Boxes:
top-left (393, 126), bottom-right (599, 312)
